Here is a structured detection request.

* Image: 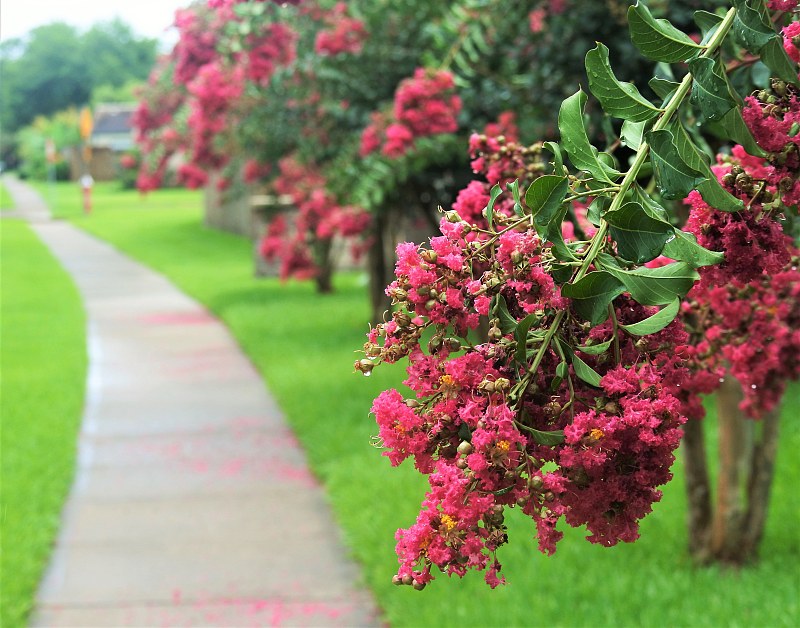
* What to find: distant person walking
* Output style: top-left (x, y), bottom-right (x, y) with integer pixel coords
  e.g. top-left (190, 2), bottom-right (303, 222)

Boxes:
top-left (80, 174), bottom-right (93, 214)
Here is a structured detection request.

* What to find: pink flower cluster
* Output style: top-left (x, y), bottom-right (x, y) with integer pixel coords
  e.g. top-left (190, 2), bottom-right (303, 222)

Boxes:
top-left (186, 61), bottom-right (245, 173)
top-left (785, 21), bottom-right (800, 63)
top-left (529, 0), bottom-right (570, 33)
top-left (451, 116), bottom-right (544, 225)
top-left (173, 7), bottom-right (220, 86)
top-left (243, 159), bottom-right (272, 184)
top-left (678, 83), bottom-right (800, 418)
top-left (360, 183), bottom-right (692, 586)
top-left (359, 68), bottom-right (461, 159)
top-left (314, 2), bottom-right (368, 56)
top-left (259, 156), bottom-right (371, 280)
top-left (245, 23), bottom-right (298, 85)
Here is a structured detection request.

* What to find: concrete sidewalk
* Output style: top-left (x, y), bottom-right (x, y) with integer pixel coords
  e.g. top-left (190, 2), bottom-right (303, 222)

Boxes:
top-left (3, 176), bottom-right (381, 627)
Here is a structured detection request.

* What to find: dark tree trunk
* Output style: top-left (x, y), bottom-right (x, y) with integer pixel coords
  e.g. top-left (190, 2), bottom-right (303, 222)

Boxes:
top-left (682, 417), bottom-right (712, 561)
top-left (367, 211), bottom-right (396, 326)
top-left (683, 376), bottom-right (781, 566)
top-left (313, 238), bottom-right (334, 294)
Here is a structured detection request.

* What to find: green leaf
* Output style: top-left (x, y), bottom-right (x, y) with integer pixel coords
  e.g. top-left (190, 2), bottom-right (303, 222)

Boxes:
top-left (507, 180), bottom-right (524, 217)
top-left (573, 353), bottom-right (603, 387)
top-left (689, 57), bottom-right (737, 122)
top-left (491, 294), bottom-right (517, 334)
top-left (485, 184), bottom-right (502, 229)
top-left (605, 201), bottom-right (673, 264)
top-left (732, 0), bottom-right (774, 50)
top-left (667, 120), bottom-right (744, 212)
top-left (525, 175), bottom-right (569, 226)
top-left (585, 43), bottom-right (662, 122)
top-left (543, 141), bottom-right (566, 173)
top-left (561, 271), bottom-right (625, 326)
top-left (663, 229), bottom-right (725, 268)
top-left (526, 176), bottom-right (576, 261)
top-left (621, 119), bottom-right (650, 150)
top-left (694, 10), bottom-right (723, 40)
top-left (760, 37), bottom-right (800, 87)
top-left (649, 77), bottom-right (680, 101)
top-left (600, 260), bottom-right (700, 306)
top-left (558, 89), bottom-right (621, 184)
top-left (646, 129), bottom-right (707, 200)
top-left (628, 1), bottom-right (704, 63)
top-left (515, 313), bottom-right (540, 365)
top-left (634, 187), bottom-right (670, 222)
top-left (714, 106), bottom-right (767, 158)
top-left (551, 360), bottom-right (569, 391)
top-left (576, 338), bottom-right (614, 355)
top-left (620, 298), bottom-right (681, 335)
top-left (542, 203), bottom-right (578, 262)
top-left (732, 0), bottom-right (800, 86)
top-left (527, 428), bottom-right (566, 446)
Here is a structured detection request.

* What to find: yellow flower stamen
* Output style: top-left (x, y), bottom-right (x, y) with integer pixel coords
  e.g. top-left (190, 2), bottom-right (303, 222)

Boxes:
top-left (440, 513), bottom-right (457, 532)
top-left (495, 440), bottom-right (511, 453)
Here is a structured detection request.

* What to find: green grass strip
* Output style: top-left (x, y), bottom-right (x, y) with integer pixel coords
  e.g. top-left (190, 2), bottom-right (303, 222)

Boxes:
top-left (1, 220), bottom-right (87, 628)
top-left (0, 180), bottom-right (14, 211)
top-left (35, 181), bottom-right (800, 626)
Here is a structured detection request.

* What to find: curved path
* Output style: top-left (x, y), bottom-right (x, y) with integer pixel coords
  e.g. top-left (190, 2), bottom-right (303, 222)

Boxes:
top-left (3, 177), bottom-right (380, 627)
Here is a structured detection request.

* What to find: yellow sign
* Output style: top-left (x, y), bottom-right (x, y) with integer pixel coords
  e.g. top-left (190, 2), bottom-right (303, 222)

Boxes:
top-left (79, 107), bottom-right (93, 140)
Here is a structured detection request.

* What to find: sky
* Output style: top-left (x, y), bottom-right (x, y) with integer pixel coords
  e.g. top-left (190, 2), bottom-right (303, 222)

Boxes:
top-left (0, 0), bottom-right (191, 47)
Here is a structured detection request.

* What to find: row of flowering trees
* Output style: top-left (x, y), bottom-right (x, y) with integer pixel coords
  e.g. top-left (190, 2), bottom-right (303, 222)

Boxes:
top-left (133, 0), bottom-right (799, 590)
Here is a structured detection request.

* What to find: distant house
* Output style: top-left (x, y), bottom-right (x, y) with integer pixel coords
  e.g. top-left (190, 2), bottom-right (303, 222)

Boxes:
top-left (70, 103), bottom-right (137, 181)
top-left (92, 103), bottom-right (136, 151)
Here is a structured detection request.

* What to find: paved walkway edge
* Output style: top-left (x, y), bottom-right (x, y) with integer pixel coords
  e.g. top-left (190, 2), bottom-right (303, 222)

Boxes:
top-left (4, 176), bottom-right (381, 627)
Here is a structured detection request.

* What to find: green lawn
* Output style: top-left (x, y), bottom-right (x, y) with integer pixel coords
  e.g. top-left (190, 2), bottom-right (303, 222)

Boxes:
top-left (0, 220), bottom-right (88, 628)
top-left (34, 181), bottom-right (800, 626)
top-left (0, 180), bottom-right (13, 210)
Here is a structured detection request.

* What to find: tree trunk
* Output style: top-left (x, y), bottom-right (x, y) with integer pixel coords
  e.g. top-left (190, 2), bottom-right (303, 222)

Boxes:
top-left (313, 238), bottom-right (334, 294)
top-left (367, 211), bottom-right (396, 326)
top-left (682, 417), bottom-right (712, 562)
top-left (683, 376), bottom-right (781, 566)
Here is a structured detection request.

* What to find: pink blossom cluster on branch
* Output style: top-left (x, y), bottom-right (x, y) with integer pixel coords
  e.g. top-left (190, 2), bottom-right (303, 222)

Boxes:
top-left (360, 68), bottom-right (462, 158)
top-left (358, 74), bottom-right (800, 590)
top-left (314, 2), bottom-right (368, 56)
top-left (259, 156), bottom-right (371, 281)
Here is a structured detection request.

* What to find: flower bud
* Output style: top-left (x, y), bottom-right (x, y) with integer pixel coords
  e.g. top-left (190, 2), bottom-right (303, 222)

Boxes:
top-left (355, 359), bottom-right (374, 375)
top-left (404, 398), bottom-right (422, 408)
top-left (392, 574), bottom-right (403, 586)
top-left (604, 401), bottom-right (621, 414)
top-left (493, 377), bottom-right (511, 392)
top-left (771, 79), bottom-right (787, 97)
top-left (445, 337), bottom-right (461, 351)
top-left (479, 380), bottom-right (496, 394)
top-left (510, 250), bottom-right (524, 265)
top-left (445, 210), bottom-right (461, 223)
top-left (420, 250), bottom-right (438, 264)
top-left (425, 299), bottom-right (437, 311)
top-left (457, 441), bottom-right (473, 456)
top-left (395, 312), bottom-right (412, 328)
top-left (488, 326), bottom-right (503, 341)
top-left (529, 475), bottom-right (544, 490)
top-left (402, 574), bottom-right (414, 586)
top-left (412, 579), bottom-right (426, 591)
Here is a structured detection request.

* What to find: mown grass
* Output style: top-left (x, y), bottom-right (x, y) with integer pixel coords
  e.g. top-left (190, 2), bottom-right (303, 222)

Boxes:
top-left (0, 220), bottom-right (88, 628)
top-left (0, 180), bottom-right (13, 210)
top-left (43, 181), bottom-right (800, 626)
